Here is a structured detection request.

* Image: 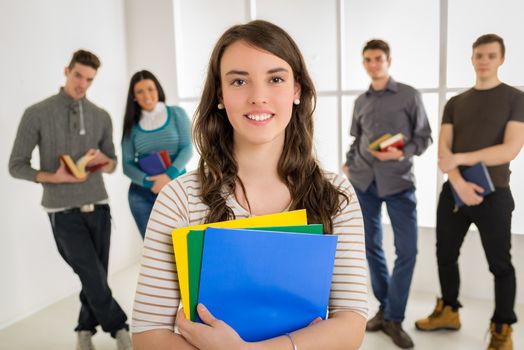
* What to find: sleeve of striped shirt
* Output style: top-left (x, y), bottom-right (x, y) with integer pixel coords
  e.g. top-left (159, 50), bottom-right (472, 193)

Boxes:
top-left (131, 178), bottom-right (191, 333)
top-left (328, 174), bottom-right (369, 319)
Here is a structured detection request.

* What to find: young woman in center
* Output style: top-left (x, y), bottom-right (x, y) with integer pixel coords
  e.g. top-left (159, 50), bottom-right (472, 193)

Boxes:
top-left (131, 20), bottom-right (368, 350)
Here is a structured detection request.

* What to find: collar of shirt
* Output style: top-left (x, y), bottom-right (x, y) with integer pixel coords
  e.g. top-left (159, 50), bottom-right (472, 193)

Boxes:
top-left (58, 87), bottom-right (86, 105)
top-left (139, 102), bottom-right (167, 130)
top-left (366, 77), bottom-right (398, 96)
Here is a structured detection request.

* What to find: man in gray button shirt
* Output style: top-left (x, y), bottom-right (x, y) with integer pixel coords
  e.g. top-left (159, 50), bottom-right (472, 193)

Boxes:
top-left (343, 39), bottom-right (432, 349)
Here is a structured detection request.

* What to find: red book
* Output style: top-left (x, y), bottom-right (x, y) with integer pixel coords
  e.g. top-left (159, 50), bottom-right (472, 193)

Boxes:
top-left (159, 150), bottom-right (172, 168)
top-left (379, 133), bottom-right (404, 151)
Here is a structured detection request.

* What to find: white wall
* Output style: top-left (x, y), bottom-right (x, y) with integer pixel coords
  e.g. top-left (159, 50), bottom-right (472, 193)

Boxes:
top-left (123, 0), bottom-right (201, 172)
top-left (0, 0), bottom-right (142, 329)
top-left (124, 0), bottom-right (180, 104)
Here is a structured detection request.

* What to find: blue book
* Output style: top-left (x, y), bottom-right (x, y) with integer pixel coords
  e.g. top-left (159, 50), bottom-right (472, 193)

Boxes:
top-left (451, 162), bottom-right (495, 207)
top-left (197, 227), bottom-right (338, 342)
top-left (137, 151), bottom-right (169, 176)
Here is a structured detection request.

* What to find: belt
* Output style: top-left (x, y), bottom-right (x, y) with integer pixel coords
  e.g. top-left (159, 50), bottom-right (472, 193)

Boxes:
top-left (60, 204), bottom-right (108, 214)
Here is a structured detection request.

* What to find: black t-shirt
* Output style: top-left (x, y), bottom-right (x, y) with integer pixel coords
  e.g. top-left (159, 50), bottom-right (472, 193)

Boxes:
top-left (442, 83), bottom-right (524, 187)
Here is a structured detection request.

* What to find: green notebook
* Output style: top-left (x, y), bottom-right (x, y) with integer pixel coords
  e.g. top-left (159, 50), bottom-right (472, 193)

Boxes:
top-left (186, 224), bottom-right (323, 321)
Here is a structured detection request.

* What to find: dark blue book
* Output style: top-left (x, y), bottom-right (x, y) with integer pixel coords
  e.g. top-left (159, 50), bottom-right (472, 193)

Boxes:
top-left (197, 227), bottom-right (338, 342)
top-left (137, 150), bottom-right (169, 176)
top-left (451, 162), bottom-right (495, 207)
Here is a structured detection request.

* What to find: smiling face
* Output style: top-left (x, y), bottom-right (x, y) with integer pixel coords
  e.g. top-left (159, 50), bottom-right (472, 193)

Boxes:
top-left (63, 63), bottom-right (97, 100)
top-left (471, 42), bottom-right (504, 81)
top-left (133, 79), bottom-right (159, 112)
top-left (219, 40), bottom-right (301, 148)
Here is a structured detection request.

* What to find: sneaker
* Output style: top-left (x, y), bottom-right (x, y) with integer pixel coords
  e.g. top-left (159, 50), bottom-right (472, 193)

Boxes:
top-left (415, 298), bottom-right (461, 331)
top-left (382, 320), bottom-right (414, 349)
top-left (115, 328), bottom-right (132, 350)
top-left (487, 323), bottom-right (513, 350)
top-left (366, 309), bottom-right (384, 332)
top-left (76, 330), bottom-right (95, 350)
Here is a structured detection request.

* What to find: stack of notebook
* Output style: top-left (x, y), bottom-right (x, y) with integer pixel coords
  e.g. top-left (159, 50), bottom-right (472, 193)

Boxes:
top-left (171, 210), bottom-right (338, 342)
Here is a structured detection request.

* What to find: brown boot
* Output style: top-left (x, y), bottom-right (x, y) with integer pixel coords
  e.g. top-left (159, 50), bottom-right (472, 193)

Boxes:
top-left (487, 323), bottom-right (513, 350)
top-left (415, 298), bottom-right (461, 331)
top-left (366, 309), bottom-right (384, 332)
top-left (382, 320), bottom-right (414, 349)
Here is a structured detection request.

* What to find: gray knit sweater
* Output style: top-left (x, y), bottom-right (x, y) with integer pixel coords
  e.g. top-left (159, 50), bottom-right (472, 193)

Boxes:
top-left (9, 88), bottom-right (117, 208)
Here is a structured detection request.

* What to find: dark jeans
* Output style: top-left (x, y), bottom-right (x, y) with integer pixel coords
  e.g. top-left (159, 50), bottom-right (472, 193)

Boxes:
top-left (48, 205), bottom-right (128, 336)
top-left (354, 182), bottom-right (418, 322)
top-left (128, 183), bottom-right (158, 239)
top-left (437, 181), bottom-right (517, 325)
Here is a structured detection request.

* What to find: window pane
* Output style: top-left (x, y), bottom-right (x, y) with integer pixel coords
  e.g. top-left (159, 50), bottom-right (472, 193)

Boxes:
top-left (343, 0), bottom-right (439, 90)
top-left (314, 96), bottom-right (339, 173)
top-left (447, 0), bottom-right (524, 87)
top-left (174, 0), bottom-right (246, 99)
top-left (256, 0), bottom-right (338, 91)
top-left (341, 95), bottom-right (357, 166)
top-left (414, 93), bottom-right (439, 227)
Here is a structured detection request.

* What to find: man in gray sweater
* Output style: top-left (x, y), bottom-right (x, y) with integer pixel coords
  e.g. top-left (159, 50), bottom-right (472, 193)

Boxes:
top-left (9, 50), bottom-right (131, 350)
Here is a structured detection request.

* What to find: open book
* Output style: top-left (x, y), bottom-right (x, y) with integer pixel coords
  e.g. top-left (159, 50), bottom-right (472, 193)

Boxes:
top-left (60, 154), bottom-right (107, 178)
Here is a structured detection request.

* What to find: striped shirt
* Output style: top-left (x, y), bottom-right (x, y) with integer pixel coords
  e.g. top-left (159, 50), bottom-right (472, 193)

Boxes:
top-left (121, 105), bottom-right (192, 188)
top-left (131, 170), bottom-right (368, 333)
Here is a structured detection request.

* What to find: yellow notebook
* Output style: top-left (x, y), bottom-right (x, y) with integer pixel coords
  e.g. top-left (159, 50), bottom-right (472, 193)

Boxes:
top-left (172, 209), bottom-right (308, 319)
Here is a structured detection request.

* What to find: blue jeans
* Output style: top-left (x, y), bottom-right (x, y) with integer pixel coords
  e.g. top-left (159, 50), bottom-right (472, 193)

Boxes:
top-left (353, 182), bottom-right (418, 322)
top-left (128, 183), bottom-right (158, 239)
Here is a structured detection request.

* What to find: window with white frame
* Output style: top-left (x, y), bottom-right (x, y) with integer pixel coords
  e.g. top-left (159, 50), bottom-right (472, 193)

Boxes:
top-left (171, 0), bottom-right (524, 233)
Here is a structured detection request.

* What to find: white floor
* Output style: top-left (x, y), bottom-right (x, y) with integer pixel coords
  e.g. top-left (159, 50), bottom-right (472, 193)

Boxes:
top-left (0, 263), bottom-right (521, 350)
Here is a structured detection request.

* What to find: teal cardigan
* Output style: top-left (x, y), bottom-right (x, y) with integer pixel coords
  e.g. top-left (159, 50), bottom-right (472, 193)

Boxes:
top-left (122, 105), bottom-right (193, 188)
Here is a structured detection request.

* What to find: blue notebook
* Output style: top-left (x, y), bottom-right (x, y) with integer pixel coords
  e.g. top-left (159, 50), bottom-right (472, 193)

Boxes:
top-left (197, 227), bottom-right (338, 342)
top-left (451, 162), bottom-right (495, 207)
top-left (137, 151), bottom-right (169, 176)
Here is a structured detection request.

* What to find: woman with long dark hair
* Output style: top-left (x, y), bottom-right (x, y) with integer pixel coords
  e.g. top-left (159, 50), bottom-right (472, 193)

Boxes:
top-left (122, 70), bottom-right (192, 238)
top-left (131, 21), bottom-right (367, 349)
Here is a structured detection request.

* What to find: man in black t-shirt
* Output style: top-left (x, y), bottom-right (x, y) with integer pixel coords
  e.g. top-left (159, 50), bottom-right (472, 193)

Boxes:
top-left (415, 34), bottom-right (524, 350)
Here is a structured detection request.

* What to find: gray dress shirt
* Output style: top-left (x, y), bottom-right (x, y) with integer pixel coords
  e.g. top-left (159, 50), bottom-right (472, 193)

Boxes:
top-left (345, 78), bottom-right (432, 197)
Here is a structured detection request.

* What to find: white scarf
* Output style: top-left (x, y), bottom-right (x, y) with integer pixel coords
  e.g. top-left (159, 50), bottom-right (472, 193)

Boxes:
top-left (139, 102), bottom-right (167, 130)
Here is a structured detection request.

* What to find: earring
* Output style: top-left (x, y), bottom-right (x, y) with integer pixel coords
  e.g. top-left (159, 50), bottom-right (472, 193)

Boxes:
top-left (217, 103), bottom-right (224, 110)
top-left (293, 99), bottom-right (300, 105)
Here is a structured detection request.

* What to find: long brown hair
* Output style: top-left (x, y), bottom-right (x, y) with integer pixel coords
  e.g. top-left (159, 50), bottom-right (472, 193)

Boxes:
top-left (193, 20), bottom-right (348, 233)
